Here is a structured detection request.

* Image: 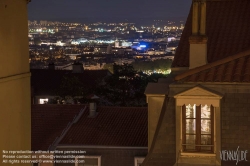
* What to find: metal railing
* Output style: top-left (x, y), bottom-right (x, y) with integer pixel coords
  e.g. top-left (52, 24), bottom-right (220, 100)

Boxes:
top-left (182, 144), bottom-right (214, 147)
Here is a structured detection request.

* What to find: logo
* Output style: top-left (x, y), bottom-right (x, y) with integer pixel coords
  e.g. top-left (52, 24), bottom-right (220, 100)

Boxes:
top-left (220, 146), bottom-right (248, 165)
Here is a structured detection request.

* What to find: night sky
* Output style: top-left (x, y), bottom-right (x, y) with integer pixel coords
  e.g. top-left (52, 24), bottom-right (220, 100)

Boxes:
top-left (28, 0), bottom-right (192, 22)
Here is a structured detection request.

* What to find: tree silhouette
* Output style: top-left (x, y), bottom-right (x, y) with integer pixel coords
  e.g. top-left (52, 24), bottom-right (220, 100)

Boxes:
top-left (95, 64), bottom-right (166, 106)
top-left (55, 75), bottom-right (87, 103)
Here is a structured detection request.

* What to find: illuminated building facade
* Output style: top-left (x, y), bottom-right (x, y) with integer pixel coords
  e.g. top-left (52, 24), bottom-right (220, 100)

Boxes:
top-left (0, 1), bottom-right (31, 165)
top-left (143, 0), bottom-right (250, 165)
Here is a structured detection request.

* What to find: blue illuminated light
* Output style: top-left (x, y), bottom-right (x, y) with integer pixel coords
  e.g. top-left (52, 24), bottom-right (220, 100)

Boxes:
top-left (140, 45), bottom-right (146, 48)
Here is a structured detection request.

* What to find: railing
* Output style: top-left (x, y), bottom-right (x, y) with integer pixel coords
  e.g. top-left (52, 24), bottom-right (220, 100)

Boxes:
top-left (182, 144), bottom-right (214, 147)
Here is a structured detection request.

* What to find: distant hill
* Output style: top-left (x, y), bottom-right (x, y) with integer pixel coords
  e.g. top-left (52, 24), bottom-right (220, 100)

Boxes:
top-left (28, 16), bottom-right (188, 26)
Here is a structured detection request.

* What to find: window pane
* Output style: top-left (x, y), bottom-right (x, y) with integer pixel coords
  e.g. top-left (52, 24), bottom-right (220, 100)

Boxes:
top-left (186, 104), bottom-right (196, 118)
top-left (201, 135), bottom-right (212, 145)
top-left (201, 120), bottom-right (211, 134)
top-left (186, 135), bottom-right (196, 150)
top-left (201, 105), bottom-right (211, 118)
top-left (186, 119), bottom-right (196, 134)
top-left (201, 135), bottom-right (212, 151)
top-left (201, 146), bottom-right (212, 151)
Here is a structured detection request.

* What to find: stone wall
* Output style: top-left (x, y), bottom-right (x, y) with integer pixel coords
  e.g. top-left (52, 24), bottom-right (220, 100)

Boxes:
top-left (144, 83), bottom-right (250, 166)
top-left (142, 97), bottom-right (176, 166)
top-left (221, 93), bottom-right (250, 166)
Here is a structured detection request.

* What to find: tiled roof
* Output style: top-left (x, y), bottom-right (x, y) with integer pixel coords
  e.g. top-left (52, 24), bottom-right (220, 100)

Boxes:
top-left (59, 106), bottom-right (148, 147)
top-left (31, 105), bottom-right (148, 150)
top-left (172, 0), bottom-right (250, 68)
top-left (31, 105), bottom-right (84, 150)
top-left (175, 48), bottom-right (250, 82)
top-left (31, 69), bottom-right (110, 96)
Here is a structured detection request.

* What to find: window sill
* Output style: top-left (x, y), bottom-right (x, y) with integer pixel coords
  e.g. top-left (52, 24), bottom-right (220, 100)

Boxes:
top-left (178, 153), bottom-right (219, 166)
top-left (181, 152), bottom-right (216, 157)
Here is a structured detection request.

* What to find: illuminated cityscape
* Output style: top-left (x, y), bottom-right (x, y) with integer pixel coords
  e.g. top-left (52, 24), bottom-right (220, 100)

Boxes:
top-left (28, 19), bottom-right (183, 73)
top-left (2, 0), bottom-right (250, 166)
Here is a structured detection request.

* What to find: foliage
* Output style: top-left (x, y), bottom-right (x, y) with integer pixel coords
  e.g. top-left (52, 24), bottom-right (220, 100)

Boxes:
top-left (51, 62), bottom-right (169, 106)
top-left (95, 64), bottom-right (167, 107)
top-left (113, 63), bottom-right (136, 77)
top-left (56, 75), bottom-right (87, 100)
top-left (132, 59), bottom-right (172, 71)
top-left (103, 63), bottom-right (114, 73)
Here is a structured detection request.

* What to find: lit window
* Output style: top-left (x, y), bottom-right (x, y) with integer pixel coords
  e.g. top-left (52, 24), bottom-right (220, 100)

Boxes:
top-left (39, 98), bottom-right (48, 104)
top-left (182, 104), bottom-right (214, 153)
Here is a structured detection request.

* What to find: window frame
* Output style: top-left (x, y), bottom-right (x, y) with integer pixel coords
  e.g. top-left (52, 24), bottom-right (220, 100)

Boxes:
top-left (134, 157), bottom-right (145, 166)
top-left (174, 86), bottom-right (222, 164)
top-left (182, 104), bottom-right (214, 153)
top-left (75, 155), bottom-right (101, 166)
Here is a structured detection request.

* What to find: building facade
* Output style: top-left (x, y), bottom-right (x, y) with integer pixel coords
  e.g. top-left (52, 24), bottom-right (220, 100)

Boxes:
top-left (0, 1), bottom-right (31, 166)
top-left (144, 0), bottom-right (250, 165)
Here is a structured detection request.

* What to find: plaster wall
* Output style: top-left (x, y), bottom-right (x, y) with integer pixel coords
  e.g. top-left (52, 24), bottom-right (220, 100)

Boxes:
top-left (0, 0), bottom-right (29, 77)
top-left (147, 96), bottom-right (165, 150)
top-left (0, 1), bottom-right (31, 165)
top-left (189, 44), bottom-right (207, 69)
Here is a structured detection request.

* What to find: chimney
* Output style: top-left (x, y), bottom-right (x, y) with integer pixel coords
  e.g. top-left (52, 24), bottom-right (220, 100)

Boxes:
top-left (88, 95), bottom-right (99, 117)
top-left (189, 0), bottom-right (207, 69)
top-left (89, 102), bottom-right (97, 117)
top-left (48, 62), bottom-right (55, 70)
top-left (72, 61), bottom-right (84, 73)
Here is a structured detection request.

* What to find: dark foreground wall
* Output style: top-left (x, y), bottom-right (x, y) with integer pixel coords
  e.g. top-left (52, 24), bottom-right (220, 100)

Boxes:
top-left (221, 93), bottom-right (250, 166)
top-left (55, 147), bottom-right (147, 166)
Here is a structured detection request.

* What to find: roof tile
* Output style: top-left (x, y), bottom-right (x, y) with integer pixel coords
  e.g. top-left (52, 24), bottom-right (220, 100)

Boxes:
top-left (176, 52), bottom-right (250, 83)
top-left (31, 104), bottom-right (84, 150)
top-left (32, 105), bottom-right (148, 150)
top-left (172, 0), bottom-right (250, 68)
top-left (59, 106), bottom-right (147, 147)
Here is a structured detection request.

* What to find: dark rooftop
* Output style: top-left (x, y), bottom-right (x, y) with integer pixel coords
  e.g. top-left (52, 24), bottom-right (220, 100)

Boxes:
top-left (172, 0), bottom-right (250, 68)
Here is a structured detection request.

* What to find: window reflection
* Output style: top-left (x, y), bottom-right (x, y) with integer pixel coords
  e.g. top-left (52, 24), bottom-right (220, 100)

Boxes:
top-left (183, 104), bottom-right (213, 152)
top-left (186, 104), bottom-right (196, 118)
top-left (201, 104), bottom-right (210, 118)
top-left (186, 135), bottom-right (196, 150)
top-left (186, 119), bottom-right (196, 134)
top-left (201, 120), bottom-right (211, 134)
top-left (201, 135), bottom-right (212, 151)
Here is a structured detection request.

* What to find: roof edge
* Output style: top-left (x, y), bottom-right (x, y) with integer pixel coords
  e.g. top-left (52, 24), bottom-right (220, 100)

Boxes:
top-left (174, 85), bottom-right (223, 98)
top-left (175, 47), bottom-right (250, 81)
top-left (48, 107), bottom-right (87, 150)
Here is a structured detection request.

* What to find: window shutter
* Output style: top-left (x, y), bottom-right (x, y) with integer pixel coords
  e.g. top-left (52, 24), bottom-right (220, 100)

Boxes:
top-left (196, 105), bottom-right (201, 151)
top-left (182, 104), bottom-right (186, 151)
top-left (211, 105), bottom-right (214, 152)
